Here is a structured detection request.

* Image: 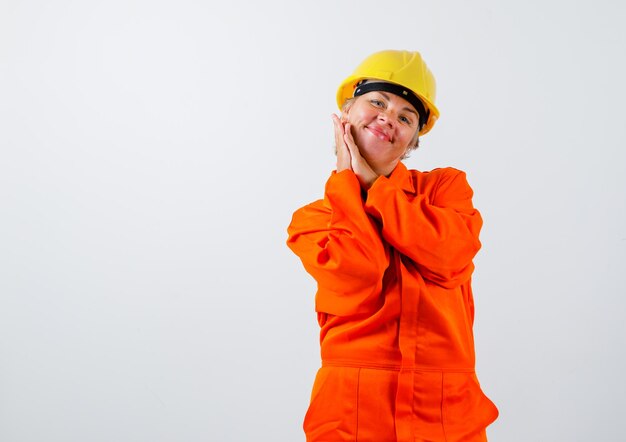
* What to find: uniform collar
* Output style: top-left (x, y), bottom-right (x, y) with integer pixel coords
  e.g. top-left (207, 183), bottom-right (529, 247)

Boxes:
top-left (387, 161), bottom-right (415, 194)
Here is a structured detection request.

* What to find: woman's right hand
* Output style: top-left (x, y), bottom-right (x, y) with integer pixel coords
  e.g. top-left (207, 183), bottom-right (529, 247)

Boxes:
top-left (332, 114), bottom-right (351, 172)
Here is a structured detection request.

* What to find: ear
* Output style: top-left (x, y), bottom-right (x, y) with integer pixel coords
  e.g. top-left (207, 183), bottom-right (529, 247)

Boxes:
top-left (340, 98), bottom-right (355, 123)
top-left (340, 105), bottom-right (352, 123)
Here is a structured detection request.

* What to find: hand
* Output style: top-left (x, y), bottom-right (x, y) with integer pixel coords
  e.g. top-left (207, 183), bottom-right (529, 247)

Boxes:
top-left (332, 114), bottom-right (351, 173)
top-left (333, 115), bottom-right (379, 189)
top-left (343, 123), bottom-right (379, 190)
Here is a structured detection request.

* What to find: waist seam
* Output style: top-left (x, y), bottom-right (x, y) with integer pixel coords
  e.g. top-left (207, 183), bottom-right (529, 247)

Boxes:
top-left (321, 360), bottom-right (475, 372)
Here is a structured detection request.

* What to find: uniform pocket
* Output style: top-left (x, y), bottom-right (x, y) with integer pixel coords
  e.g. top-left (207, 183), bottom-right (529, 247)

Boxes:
top-left (441, 372), bottom-right (498, 441)
top-left (412, 371), bottom-right (446, 442)
top-left (303, 366), bottom-right (359, 441)
top-left (355, 367), bottom-right (398, 442)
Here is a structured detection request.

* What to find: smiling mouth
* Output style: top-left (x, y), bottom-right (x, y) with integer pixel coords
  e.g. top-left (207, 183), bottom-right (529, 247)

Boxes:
top-left (366, 126), bottom-right (391, 142)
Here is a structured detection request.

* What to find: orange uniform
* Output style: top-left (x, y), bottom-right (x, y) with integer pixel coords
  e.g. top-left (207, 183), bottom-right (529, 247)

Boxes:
top-left (287, 162), bottom-right (498, 441)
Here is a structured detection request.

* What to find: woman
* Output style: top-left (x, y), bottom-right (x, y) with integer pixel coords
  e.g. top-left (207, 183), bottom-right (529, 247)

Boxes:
top-left (287, 50), bottom-right (498, 442)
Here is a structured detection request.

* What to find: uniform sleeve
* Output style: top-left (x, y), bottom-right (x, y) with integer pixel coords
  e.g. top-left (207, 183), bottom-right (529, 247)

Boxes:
top-left (363, 169), bottom-right (482, 288)
top-left (287, 170), bottom-right (389, 316)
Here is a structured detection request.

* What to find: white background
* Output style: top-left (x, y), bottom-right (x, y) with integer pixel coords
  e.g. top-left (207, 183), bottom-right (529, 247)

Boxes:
top-left (1, 0), bottom-right (625, 441)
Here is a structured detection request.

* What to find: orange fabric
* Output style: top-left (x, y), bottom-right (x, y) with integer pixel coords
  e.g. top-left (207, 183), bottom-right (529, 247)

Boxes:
top-left (287, 162), bottom-right (498, 441)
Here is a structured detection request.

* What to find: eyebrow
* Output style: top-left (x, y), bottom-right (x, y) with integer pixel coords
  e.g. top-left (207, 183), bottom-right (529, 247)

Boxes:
top-left (377, 92), bottom-right (420, 117)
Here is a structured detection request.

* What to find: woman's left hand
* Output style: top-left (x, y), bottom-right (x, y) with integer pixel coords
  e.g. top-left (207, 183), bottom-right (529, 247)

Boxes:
top-left (343, 123), bottom-right (379, 190)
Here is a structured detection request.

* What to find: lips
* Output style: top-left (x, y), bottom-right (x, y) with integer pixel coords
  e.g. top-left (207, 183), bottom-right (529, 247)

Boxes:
top-left (366, 124), bottom-right (392, 142)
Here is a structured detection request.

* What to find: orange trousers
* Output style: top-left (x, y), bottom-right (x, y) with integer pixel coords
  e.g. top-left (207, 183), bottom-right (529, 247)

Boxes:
top-left (304, 366), bottom-right (492, 442)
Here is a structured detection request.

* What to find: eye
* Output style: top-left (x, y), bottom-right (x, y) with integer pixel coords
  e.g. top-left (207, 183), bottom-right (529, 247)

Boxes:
top-left (370, 99), bottom-right (384, 108)
top-left (399, 115), bottom-right (413, 125)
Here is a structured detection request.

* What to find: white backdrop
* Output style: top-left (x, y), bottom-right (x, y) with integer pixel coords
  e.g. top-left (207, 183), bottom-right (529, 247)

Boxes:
top-left (1, 0), bottom-right (625, 441)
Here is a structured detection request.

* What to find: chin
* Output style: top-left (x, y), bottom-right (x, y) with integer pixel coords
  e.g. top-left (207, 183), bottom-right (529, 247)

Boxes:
top-left (359, 141), bottom-right (389, 161)
top-left (355, 133), bottom-right (384, 152)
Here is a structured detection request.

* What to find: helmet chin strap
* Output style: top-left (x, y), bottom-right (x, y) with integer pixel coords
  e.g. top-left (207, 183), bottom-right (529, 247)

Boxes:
top-left (354, 81), bottom-right (429, 130)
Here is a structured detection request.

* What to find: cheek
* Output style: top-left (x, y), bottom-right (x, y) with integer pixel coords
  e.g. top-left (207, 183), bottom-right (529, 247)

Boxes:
top-left (344, 111), bottom-right (358, 125)
top-left (401, 131), bottom-right (413, 148)
top-left (346, 105), bottom-right (375, 124)
top-left (402, 128), bottom-right (418, 146)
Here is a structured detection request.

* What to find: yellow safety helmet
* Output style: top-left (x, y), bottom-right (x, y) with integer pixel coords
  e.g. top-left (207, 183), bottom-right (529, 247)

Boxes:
top-left (336, 50), bottom-right (439, 136)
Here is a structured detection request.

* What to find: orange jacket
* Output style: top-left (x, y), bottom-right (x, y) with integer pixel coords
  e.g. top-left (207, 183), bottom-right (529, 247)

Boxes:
top-left (287, 162), bottom-right (498, 442)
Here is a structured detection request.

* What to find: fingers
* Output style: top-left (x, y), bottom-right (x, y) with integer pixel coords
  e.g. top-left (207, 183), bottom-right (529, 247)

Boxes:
top-left (332, 114), bottom-right (346, 152)
top-left (333, 114), bottom-right (351, 172)
top-left (343, 123), bottom-right (379, 189)
top-left (343, 123), bottom-right (360, 158)
top-left (332, 113), bottom-right (343, 147)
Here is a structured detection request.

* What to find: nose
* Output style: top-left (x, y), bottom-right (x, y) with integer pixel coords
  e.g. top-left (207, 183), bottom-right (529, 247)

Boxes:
top-left (377, 110), bottom-right (395, 127)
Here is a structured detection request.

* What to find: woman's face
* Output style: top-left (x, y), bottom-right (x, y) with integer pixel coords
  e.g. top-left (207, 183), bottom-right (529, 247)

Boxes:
top-left (342, 90), bottom-right (420, 175)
